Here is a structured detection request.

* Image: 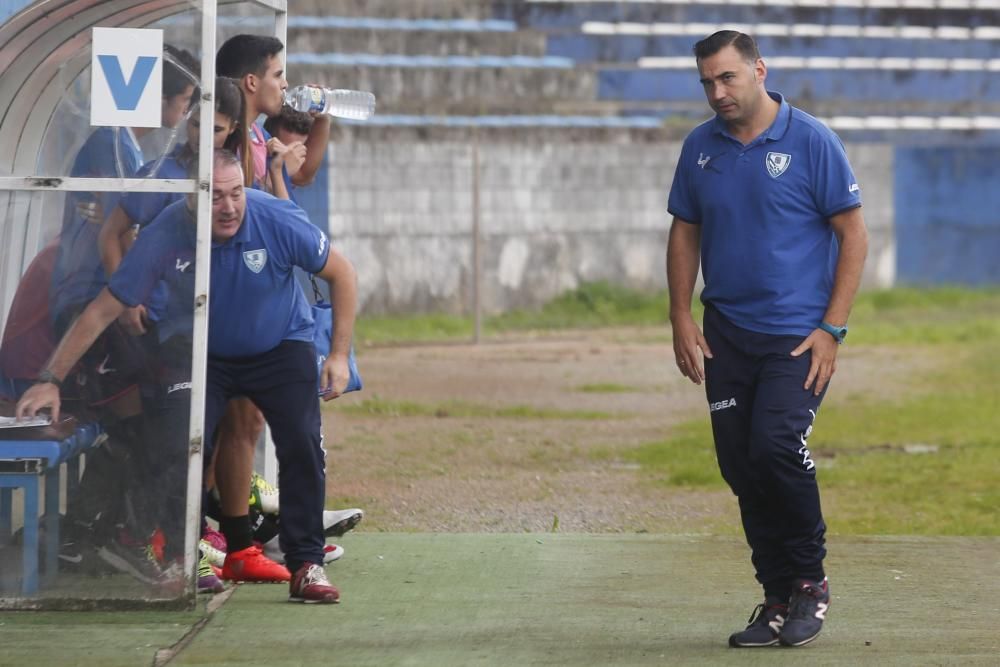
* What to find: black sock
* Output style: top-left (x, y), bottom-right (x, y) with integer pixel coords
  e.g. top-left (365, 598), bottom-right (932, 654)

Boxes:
top-left (219, 514), bottom-right (253, 553)
top-left (249, 509), bottom-right (280, 544)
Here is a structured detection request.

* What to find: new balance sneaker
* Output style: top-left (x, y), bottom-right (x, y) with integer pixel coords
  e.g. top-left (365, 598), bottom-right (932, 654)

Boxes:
top-left (288, 563), bottom-right (340, 604)
top-left (261, 535), bottom-right (344, 564)
top-left (323, 508), bottom-right (364, 537)
top-left (221, 545), bottom-right (290, 583)
top-left (779, 578), bottom-right (831, 647)
top-left (197, 548), bottom-right (225, 594)
top-left (199, 538), bottom-right (227, 569)
top-left (728, 598), bottom-right (788, 648)
top-left (249, 472), bottom-right (280, 515)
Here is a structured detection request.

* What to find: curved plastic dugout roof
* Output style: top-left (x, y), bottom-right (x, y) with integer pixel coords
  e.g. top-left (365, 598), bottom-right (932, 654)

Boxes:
top-left (0, 0), bottom-right (249, 178)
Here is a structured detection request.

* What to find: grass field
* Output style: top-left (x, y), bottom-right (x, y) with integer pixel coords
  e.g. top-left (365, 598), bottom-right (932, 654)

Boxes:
top-left (355, 284), bottom-right (1000, 347)
top-left (346, 285), bottom-right (1000, 538)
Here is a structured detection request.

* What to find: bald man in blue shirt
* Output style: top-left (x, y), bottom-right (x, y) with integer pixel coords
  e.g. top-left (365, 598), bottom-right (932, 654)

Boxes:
top-left (18, 150), bottom-right (355, 604)
top-left (666, 31), bottom-right (868, 648)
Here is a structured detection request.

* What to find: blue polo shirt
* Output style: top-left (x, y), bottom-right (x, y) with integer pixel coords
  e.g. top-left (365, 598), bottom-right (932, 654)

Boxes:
top-left (119, 144), bottom-right (193, 325)
top-left (51, 127), bottom-right (143, 322)
top-left (120, 144), bottom-right (191, 227)
top-left (667, 93), bottom-right (862, 336)
top-left (208, 188), bottom-right (329, 358)
top-left (107, 200), bottom-right (196, 345)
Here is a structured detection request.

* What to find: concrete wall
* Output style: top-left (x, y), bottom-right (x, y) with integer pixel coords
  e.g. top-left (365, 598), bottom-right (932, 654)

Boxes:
top-left (895, 147), bottom-right (1000, 285)
top-left (324, 127), bottom-right (894, 316)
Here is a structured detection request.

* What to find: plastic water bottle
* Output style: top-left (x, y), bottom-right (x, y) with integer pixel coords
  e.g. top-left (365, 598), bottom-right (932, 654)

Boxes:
top-left (285, 85), bottom-right (376, 120)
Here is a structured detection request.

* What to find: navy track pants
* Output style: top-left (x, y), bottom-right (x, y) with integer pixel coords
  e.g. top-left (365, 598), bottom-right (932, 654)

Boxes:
top-left (703, 305), bottom-right (828, 600)
top-left (204, 340), bottom-right (326, 570)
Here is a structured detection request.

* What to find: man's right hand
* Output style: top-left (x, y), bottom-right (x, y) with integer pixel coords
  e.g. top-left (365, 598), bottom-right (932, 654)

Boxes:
top-left (671, 312), bottom-right (713, 385)
top-left (118, 305), bottom-right (148, 336)
top-left (16, 383), bottom-right (61, 422)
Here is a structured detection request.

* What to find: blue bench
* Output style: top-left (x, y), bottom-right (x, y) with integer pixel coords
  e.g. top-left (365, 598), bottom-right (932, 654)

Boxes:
top-left (0, 422), bottom-right (104, 596)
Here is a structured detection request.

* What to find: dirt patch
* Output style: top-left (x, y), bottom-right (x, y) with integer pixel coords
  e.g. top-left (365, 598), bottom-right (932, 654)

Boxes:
top-left (322, 328), bottom-right (937, 533)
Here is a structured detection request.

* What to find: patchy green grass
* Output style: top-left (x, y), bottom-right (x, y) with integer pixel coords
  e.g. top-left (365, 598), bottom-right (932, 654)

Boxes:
top-left (354, 313), bottom-right (473, 346)
top-left (490, 282), bottom-right (672, 331)
top-left (574, 383), bottom-right (639, 394)
top-left (330, 395), bottom-right (621, 421)
top-left (355, 283), bottom-right (1000, 347)
top-left (848, 286), bottom-right (1000, 345)
top-left (355, 282), bottom-right (678, 345)
top-left (616, 342), bottom-right (1000, 536)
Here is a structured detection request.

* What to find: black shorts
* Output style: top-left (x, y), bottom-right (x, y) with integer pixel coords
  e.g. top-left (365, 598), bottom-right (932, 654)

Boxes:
top-left (55, 302), bottom-right (160, 408)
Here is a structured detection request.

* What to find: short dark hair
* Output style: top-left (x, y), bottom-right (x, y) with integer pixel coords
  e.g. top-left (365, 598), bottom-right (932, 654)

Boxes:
top-left (216, 34), bottom-right (284, 79)
top-left (263, 104), bottom-right (313, 137)
top-left (163, 44), bottom-right (199, 98)
top-left (693, 31), bottom-right (761, 63)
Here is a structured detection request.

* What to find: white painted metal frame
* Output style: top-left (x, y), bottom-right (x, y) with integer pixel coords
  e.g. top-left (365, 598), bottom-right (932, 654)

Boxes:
top-left (185, 0), bottom-right (216, 594)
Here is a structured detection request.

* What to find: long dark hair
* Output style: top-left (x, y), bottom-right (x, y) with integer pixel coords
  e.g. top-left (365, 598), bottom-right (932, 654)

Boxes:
top-left (216, 77), bottom-right (251, 184)
top-left (187, 77), bottom-right (251, 185)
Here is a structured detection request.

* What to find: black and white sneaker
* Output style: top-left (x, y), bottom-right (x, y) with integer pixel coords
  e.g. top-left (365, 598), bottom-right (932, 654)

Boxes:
top-left (97, 540), bottom-right (165, 586)
top-left (323, 508), bottom-right (364, 538)
top-left (728, 597), bottom-right (788, 648)
top-left (779, 578), bottom-right (830, 647)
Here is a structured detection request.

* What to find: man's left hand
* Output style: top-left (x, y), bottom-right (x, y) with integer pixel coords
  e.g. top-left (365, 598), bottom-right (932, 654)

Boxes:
top-left (791, 330), bottom-right (839, 396)
top-left (319, 353), bottom-right (350, 402)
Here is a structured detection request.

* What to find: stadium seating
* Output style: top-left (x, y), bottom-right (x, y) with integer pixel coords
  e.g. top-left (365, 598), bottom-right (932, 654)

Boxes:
top-left (272, 0), bottom-right (1000, 130)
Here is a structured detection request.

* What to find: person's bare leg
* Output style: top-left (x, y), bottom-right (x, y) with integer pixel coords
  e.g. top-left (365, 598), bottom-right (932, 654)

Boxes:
top-left (215, 397), bottom-right (264, 517)
top-left (215, 398), bottom-right (289, 581)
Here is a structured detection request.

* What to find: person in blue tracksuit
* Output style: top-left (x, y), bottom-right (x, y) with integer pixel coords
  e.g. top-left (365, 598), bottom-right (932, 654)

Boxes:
top-left (666, 31), bottom-right (869, 648)
top-left (18, 149), bottom-right (357, 604)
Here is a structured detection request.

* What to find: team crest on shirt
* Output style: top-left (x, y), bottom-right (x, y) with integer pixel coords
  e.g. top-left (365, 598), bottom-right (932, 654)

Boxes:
top-left (243, 249), bottom-right (268, 273)
top-left (765, 152), bottom-right (791, 178)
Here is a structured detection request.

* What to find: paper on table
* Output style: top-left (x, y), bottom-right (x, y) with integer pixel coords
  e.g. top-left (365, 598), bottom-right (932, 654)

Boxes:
top-left (0, 415), bottom-right (53, 429)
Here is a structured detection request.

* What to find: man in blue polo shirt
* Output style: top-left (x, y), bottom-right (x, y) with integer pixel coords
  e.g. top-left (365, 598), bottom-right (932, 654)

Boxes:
top-left (666, 31), bottom-right (868, 648)
top-left (18, 149), bottom-right (357, 604)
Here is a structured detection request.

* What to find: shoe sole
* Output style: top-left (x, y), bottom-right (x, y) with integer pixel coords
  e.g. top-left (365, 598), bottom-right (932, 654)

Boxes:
top-left (288, 595), bottom-right (339, 604)
top-left (323, 511), bottom-right (363, 538)
top-left (198, 581), bottom-right (226, 594)
top-left (779, 630), bottom-right (822, 647)
top-left (221, 575), bottom-right (290, 584)
top-left (729, 638), bottom-right (779, 648)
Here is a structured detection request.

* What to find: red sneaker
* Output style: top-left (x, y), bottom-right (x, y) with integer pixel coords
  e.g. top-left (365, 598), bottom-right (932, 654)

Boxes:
top-left (221, 545), bottom-right (290, 583)
top-left (289, 563), bottom-right (340, 604)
